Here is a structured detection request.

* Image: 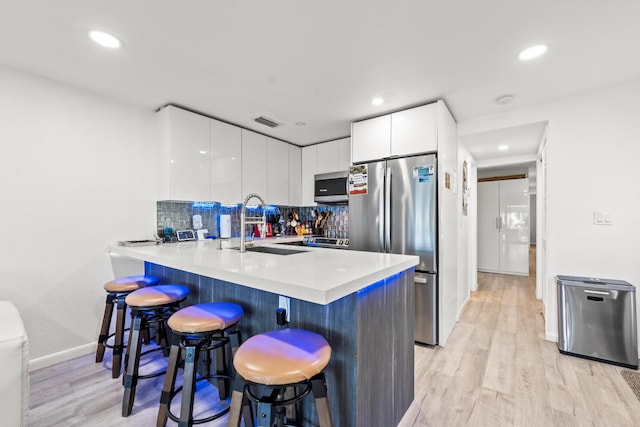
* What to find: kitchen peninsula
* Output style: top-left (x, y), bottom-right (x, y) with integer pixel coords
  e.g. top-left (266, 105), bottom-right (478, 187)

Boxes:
top-left (109, 239), bottom-right (417, 427)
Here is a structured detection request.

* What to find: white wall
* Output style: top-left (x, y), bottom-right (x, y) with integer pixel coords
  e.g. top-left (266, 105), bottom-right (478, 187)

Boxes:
top-left (459, 80), bottom-right (640, 342)
top-left (437, 101), bottom-right (458, 346)
top-left (456, 143), bottom-right (476, 315)
top-left (0, 66), bottom-right (156, 369)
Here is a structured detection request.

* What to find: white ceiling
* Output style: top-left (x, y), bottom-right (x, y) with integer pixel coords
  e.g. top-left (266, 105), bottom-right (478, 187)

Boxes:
top-left (2, 1), bottom-right (639, 147)
top-left (461, 121), bottom-right (546, 167)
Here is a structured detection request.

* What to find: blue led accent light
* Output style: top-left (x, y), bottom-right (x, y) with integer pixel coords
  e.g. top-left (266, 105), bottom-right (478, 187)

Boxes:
top-left (192, 201), bottom-right (218, 209)
top-left (356, 268), bottom-right (413, 297)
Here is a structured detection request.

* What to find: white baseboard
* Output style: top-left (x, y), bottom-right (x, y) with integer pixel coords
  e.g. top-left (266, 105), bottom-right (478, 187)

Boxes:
top-left (456, 295), bottom-right (470, 321)
top-left (545, 331), bottom-right (558, 343)
top-left (29, 342), bottom-right (97, 372)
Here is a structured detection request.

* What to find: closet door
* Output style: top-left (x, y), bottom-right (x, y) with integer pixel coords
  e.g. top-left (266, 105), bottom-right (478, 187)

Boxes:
top-left (499, 179), bottom-right (529, 274)
top-left (477, 181), bottom-right (500, 271)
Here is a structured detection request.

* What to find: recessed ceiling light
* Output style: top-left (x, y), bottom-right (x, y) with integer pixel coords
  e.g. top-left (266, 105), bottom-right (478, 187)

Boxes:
top-left (88, 30), bottom-right (122, 49)
top-left (199, 150), bottom-right (207, 154)
top-left (495, 95), bottom-right (514, 105)
top-left (499, 145), bottom-right (509, 151)
top-left (372, 97), bottom-right (384, 106)
top-left (518, 44), bottom-right (547, 61)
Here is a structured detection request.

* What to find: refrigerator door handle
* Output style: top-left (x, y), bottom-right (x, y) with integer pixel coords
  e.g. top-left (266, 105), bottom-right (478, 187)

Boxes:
top-left (385, 166), bottom-right (392, 252)
top-left (377, 165), bottom-right (385, 251)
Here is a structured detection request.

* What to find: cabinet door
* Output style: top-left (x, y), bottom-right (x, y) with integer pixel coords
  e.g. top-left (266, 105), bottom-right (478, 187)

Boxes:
top-left (477, 181), bottom-right (500, 271)
top-left (168, 107), bottom-right (210, 201)
top-left (210, 119), bottom-right (241, 204)
top-left (316, 140), bottom-right (340, 174)
top-left (337, 137), bottom-right (351, 171)
top-left (289, 145), bottom-right (302, 206)
top-left (241, 130), bottom-right (268, 199)
top-left (267, 138), bottom-right (290, 205)
top-left (499, 179), bottom-right (529, 274)
top-left (351, 115), bottom-right (391, 163)
top-left (301, 145), bottom-right (317, 206)
top-left (391, 103), bottom-right (438, 157)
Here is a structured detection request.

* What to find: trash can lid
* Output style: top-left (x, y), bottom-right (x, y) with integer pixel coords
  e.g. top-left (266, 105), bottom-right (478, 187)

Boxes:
top-left (556, 275), bottom-right (635, 291)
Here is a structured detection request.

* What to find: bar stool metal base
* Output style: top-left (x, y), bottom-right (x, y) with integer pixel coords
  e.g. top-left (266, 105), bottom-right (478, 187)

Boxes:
top-left (122, 304), bottom-right (182, 417)
top-left (229, 373), bottom-right (332, 427)
top-left (157, 328), bottom-right (242, 427)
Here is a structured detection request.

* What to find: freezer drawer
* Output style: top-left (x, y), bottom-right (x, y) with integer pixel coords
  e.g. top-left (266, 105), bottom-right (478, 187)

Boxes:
top-left (415, 272), bottom-right (437, 345)
top-left (557, 275), bottom-right (638, 369)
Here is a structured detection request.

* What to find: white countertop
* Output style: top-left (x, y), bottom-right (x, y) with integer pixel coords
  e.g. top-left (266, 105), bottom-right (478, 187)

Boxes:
top-left (108, 238), bottom-right (418, 305)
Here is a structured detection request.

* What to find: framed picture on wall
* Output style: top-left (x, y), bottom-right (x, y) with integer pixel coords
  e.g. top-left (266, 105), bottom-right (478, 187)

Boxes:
top-left (462, 160), bottom-right (469, 215)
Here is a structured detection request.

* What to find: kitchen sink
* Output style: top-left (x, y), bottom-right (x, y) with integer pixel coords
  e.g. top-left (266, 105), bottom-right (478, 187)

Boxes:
top-left (240, 246), bottom-right (307, 255)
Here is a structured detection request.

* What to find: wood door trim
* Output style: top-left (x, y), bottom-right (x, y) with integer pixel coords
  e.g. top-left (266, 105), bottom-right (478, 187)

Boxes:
top-left (478, 174), bottom-right (526, 182)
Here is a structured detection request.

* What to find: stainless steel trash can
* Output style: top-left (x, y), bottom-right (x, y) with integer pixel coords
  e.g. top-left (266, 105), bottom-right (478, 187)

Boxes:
top-left (557, 275), bottom-right (638, 369)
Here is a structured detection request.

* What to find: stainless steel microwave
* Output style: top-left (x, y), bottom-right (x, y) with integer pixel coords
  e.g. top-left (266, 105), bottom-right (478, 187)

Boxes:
top-left (314, 171), bottom-right (348, 204)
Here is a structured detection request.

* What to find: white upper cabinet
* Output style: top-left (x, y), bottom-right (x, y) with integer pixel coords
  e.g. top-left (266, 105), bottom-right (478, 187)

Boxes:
top-left (156, 105), bottom-right (210, 201)
top-left (289, 145), bottom-right (302, 206)
top-left (317, 137), bottom-right (351, 173)
top-left (316, 140), bottom-right (340, 174)
top-left (351, 115), bottom-right (391, 164)
top-left (210, 119), bottom-right (241, 204)
top-left (337, 137), bottom-right (351, 171)
top-left (351, 102), bottom-right (441, 163)
top-left (301, 145), bottom-right (317, 206)
top-left (241, 129), bottom-right (268, 199)
top-left (267, 138), bottom-right (290, 205)
top-left (391, 103), bottom-right (438, 156)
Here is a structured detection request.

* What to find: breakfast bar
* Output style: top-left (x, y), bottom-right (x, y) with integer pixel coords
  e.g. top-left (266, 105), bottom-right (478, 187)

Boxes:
top-left (109, 240), bottom-right (418, 427)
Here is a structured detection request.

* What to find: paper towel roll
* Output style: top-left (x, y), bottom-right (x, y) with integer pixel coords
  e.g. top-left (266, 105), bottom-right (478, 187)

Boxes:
top-left (219, 215), bottom-right (231, 238)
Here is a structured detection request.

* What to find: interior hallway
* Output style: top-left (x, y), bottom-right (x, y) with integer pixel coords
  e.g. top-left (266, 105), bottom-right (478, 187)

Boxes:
top-left (399, 245), bottom-right (640, 427)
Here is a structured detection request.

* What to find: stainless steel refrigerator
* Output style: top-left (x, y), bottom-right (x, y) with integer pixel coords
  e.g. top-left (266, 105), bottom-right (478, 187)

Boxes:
top-left (349, 154), bottom-right (438, 345)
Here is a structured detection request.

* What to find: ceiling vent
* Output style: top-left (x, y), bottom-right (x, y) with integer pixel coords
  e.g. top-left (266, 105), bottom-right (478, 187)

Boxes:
top-left (254, 116), bottom-right (279, 128)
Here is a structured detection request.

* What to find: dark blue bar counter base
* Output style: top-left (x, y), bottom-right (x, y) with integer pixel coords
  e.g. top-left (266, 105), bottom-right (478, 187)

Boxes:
top-left (146, 262), bottom-right (415, 427)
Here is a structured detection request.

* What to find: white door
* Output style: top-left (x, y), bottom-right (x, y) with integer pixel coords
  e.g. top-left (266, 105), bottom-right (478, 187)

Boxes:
top-left (477, 181), bottom-right (500, 271)
top-left (477, 179), bottom-right (529, 275)
top-left (499, 179), bottom-right (529, 274)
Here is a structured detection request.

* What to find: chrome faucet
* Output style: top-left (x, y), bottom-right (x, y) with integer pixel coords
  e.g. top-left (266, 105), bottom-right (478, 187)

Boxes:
top-left (240, 193), bottom-right (266, 253)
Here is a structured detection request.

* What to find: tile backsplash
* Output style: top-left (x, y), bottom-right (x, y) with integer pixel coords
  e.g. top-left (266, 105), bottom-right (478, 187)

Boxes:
top-left (157, 201), bottom-right (349, 240)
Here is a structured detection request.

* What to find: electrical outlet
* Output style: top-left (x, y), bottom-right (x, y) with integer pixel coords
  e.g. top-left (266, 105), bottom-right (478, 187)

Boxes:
top-left (278, 295), bottom-right (290, 322)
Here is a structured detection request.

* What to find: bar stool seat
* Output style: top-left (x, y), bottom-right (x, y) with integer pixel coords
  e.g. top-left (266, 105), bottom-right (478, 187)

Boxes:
top-left (168, 302), bottom-right (244, 333)
top-left (96, 275), bottom-right (160, 378)
top-left (228, 328), bottom-right (334, 427)
top-left (126, 284), bottom-right (190, 307)
top-left (234, 328), bottom-right (331, 386)
top-left (122, 284), bottom-right (190, 417)
top-left (157, 302), bottom-right (244, 427)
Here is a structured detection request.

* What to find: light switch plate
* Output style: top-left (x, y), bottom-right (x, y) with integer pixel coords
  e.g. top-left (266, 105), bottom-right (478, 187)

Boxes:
top-left (594, 211), bottom-right (614, 225)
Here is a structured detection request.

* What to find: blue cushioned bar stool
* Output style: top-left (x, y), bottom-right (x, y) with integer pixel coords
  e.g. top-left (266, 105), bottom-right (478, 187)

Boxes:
top-left (122, 284), bottom-right (190, 417)
top-left (157, 302), bottom-right (244, 427)
top-left (227, 328), bottom-right (334, 427)
top-left (96, 275), bottom-right (160, 378)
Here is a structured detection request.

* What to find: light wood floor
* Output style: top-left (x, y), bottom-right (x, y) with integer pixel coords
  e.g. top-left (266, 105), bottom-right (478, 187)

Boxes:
top-left (398, 246), bottom-right (640, 427)
top-left (30, 247), bottom-right (640, 426)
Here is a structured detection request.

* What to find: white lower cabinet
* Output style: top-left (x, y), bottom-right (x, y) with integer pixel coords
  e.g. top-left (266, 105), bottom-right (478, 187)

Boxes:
top-left (210, 119), bottom-right (241, 204)
top-left (477, 179), bottom-right (529, 275)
